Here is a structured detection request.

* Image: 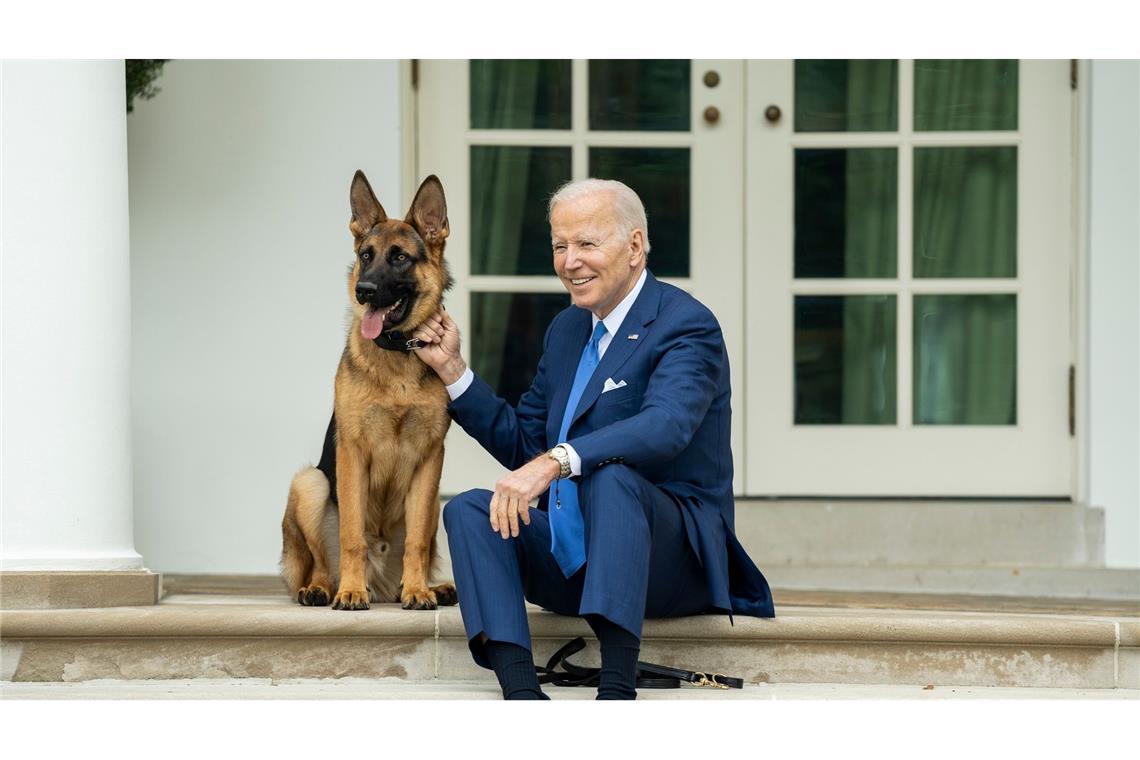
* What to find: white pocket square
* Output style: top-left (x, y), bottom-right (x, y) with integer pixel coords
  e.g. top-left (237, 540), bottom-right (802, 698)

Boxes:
top-left (602, 378), bottom-right (627, 393)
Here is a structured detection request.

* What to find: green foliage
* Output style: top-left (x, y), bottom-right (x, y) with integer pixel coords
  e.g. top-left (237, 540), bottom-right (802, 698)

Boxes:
top-left (126, 60), bottom-right (169, 113)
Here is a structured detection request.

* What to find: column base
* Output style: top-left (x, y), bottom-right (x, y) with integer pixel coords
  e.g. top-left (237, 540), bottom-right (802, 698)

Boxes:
top-left (0, 571), bottom-right (162, 610)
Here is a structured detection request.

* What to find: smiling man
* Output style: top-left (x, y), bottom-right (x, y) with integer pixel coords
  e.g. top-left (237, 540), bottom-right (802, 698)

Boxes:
top-left (413, 178), bottom-right (774, 700)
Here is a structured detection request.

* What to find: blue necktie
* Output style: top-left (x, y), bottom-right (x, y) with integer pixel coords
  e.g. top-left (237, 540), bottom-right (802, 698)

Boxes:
top-left (550, 320), bottom-right (607, 577)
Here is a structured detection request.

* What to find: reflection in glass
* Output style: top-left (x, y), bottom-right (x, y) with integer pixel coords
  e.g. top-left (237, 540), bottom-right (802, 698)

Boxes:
top-left (795, 60), bottom-right (898, 132)
top-left (794, 295), bottom-right (897, 425)
top-left (914, 147), bottom-right (1017, 278)
top-left (914, 60), bottom-right (1018, 132)
top-left (470, 60), bottom-right (572, 130)
top-left (472, 292), bottom-right (571, 407)
top-left (795, 149), bottom-right (898, 278)
top-left (913, 294), bottom-right (1017, 425)
top-left (589, 60), bottom-right (691, 132)
top-left (470, 146), bottom-right (571, 275)
top-left (589, 147), bottom-right (690, 277)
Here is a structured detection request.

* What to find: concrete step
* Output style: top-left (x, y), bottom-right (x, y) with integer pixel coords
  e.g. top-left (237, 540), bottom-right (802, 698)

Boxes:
top-left (730, 499), bottom-right (1105, 568)
top-left (764, 564), bottom-right (1140, 600)
top-left (3, 677), bottom-right (1135, 700)
top-left (3, 585), bottom-right (1137, 690)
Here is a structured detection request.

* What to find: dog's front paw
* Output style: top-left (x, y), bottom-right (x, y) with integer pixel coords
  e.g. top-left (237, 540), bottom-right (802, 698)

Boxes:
top-left (331, 587), bottom-right (370, 610)
top-left (431, 583), bottom-right (458, 607)
top-left (297, 585), bottom-right (332, 607)
top-left (400, 584), bottom-right (438, 610)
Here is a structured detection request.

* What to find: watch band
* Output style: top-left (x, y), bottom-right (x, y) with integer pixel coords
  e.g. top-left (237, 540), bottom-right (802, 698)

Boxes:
top-left (548, 445), bottom-right (572, 479)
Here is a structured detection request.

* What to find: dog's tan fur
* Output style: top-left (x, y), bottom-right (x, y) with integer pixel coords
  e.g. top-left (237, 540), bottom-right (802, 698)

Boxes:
top-left (280, 172), bottom-right (456, 611)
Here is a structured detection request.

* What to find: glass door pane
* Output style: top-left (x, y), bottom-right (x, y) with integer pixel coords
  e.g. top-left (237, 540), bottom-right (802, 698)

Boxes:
top-left (588, 60), bottom-right (691, 131)
top-left (795, 148), bottom-right (898, 278)
top-left (470, 59), bottom-right (572, 129)
top-left (914, 59), bottom-right (1018, 131)
top-left (794, 60), bottom-right (898, 132)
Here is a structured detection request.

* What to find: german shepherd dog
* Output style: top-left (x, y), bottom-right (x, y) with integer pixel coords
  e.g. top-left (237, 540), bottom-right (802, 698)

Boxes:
top-left (280, 171), bottom-right (458, 611)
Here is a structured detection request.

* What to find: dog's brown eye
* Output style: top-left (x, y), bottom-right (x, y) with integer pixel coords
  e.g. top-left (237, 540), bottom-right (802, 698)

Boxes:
top-left (396, 253), bottom-right (408, 262)
top-left (361, 250), bottom-right (373, 263)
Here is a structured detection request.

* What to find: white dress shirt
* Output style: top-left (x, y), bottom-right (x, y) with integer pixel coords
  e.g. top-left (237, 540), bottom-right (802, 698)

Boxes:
top-left (446, 268), bottom-right (648, 477)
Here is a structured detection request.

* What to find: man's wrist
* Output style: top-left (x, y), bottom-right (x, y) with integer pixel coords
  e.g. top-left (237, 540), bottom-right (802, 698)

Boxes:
top-left (438, 357), bottom-right (468, 386)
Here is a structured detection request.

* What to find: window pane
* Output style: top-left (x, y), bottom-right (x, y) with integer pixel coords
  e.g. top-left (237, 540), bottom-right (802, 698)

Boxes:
top-left (795, 60), bottom-right (898, 132)
top-left (589, 147), bottom-right (690, 277)
top-left (589, 60), bottom-right (691, 131)
top-left (471, 292), bottom-right (571, 407)
top-left (470, 146), bottom-right (571, 275)
top-left (795, 149), bottom-right (898, 278)
top-left (914, 60), bottom-right (1018, 132)
top-left (914, 147), bottom-right (1017, 278)
top-left (913, 294), bottom-right (1017, 425)
top-left (795, 295), bottom-right (897, 425)
top-left (470, 60), bottom-right (572, 130)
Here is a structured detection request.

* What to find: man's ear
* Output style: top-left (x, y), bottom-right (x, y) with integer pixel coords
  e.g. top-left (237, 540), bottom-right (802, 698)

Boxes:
top-left (405, 175), bottom-right (449, 245)
top-left (628, 228), bottom-right (647, 266)
top-left (349, 170), bottom-right (387, 237)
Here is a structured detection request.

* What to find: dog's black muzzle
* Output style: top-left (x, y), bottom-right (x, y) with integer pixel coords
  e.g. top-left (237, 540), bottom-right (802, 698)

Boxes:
top-left (356, 279), bottom-right (415, 307)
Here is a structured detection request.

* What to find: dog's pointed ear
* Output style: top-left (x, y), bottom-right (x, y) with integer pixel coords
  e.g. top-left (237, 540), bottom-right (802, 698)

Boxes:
top-left (405, 175), bottom-right (449, 245)
top-left (349, 170), bottom-right (387, 237)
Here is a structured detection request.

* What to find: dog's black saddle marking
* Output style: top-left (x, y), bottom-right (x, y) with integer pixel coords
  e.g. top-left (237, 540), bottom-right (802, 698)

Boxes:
top-left (316, 412), bottom-right (338, 508)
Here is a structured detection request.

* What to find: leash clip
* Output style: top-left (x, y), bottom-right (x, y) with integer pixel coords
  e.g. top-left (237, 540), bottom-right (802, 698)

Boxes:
top-left (687, 672), bottom-right (729, 689)
top-left (405, 337), bottom-right (424, 351)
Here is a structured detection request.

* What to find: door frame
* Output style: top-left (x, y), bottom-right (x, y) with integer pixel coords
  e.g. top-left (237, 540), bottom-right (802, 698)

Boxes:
top-left (743, 59), bottom-right (1076, 497)
top-left (411, 59), bottom-right (747, 496)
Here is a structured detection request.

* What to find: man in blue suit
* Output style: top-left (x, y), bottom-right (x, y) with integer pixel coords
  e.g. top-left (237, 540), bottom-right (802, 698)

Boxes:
top-left (412, 179), bottom-right (774, 700)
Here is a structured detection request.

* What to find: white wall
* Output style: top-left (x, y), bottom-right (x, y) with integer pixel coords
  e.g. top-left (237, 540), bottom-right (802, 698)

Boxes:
top-left (1088, 60), bottom-right (1140, 569)
top-left (127, 60), bottom-right (403, 573)
top-left (1, 61), bottom-right (142, 570)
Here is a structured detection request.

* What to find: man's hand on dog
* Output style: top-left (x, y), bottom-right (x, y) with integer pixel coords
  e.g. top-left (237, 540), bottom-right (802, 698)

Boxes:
top-left (415, 307), bottom-right (558, 539)
top-left (489, 454), bottom-right (562, 539)
top-left (412, 308), bottom-right (467, 385)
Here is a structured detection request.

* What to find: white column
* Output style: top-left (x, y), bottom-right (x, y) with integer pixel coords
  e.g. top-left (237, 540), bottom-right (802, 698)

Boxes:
top-left (1, 60), bottom-right (142, 570)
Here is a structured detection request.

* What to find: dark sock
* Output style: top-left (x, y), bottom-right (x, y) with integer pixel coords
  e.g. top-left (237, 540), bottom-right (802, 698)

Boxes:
top-left (585, 614), bottom-right (640, 700)
top-left (483, 639), bottom-right (549, 700)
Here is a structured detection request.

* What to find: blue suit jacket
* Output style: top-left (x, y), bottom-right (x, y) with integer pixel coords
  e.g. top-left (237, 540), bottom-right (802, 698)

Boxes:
top-left (449, 270), bottom-right (775, 619)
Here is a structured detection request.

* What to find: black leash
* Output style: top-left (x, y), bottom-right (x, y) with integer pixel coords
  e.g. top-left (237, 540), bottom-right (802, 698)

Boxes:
top-left (535, 637), bottom-right (744, 690)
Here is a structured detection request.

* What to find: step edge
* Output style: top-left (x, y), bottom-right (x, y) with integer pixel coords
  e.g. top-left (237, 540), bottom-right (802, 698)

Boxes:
top-left (3, 607), bottom-right (1132, 648)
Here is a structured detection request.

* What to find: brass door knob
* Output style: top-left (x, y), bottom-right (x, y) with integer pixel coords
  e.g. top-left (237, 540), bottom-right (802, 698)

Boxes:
top-left (703, 70), bottom-right (720, 88)
top-left (765, 104), bottom-right (782, 123)
top-left (704, 106), bottom-right (721, 125)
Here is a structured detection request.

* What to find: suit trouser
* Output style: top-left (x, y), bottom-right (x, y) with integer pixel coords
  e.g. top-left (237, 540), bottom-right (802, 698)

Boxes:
top-left (443, 463), bottom-right (713, 670)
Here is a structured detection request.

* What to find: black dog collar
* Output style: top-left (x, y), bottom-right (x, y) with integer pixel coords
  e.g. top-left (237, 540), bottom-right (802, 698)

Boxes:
top-left (373, 330), bottom-right (425, 352)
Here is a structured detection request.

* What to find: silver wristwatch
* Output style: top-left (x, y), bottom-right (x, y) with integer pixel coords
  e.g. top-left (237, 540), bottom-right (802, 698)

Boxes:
top-left (548, 444), bottom-right (572, 479)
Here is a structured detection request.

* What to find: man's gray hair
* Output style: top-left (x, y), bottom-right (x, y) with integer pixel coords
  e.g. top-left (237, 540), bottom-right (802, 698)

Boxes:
top-left (548, 178), bottom-right (651, 255)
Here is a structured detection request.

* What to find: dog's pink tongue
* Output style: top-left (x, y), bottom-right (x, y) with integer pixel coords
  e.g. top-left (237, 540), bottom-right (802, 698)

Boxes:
top-left (361, 307), bottom-right (390, 340)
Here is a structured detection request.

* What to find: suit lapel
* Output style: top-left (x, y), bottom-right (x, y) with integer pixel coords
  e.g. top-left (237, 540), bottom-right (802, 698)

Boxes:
top-left (546, 308), bottom-right (592, 447)
top-left (568, 271), bottom-right (662, 429)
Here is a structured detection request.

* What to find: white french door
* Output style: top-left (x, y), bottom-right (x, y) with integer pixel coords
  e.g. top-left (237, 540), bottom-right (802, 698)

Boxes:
top-left (417, 60), bottom-right (746, 496)
top-left (744, 60), bottom-right (1074, 496)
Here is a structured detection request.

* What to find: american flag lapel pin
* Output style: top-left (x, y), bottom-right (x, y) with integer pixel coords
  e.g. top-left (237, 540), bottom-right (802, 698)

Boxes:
top-left (628, 333), bottom-right (639, 340)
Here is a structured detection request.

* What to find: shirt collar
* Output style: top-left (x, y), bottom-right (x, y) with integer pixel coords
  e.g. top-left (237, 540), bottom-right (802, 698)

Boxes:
top-left (592, 268), bottom-right (648, 338)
